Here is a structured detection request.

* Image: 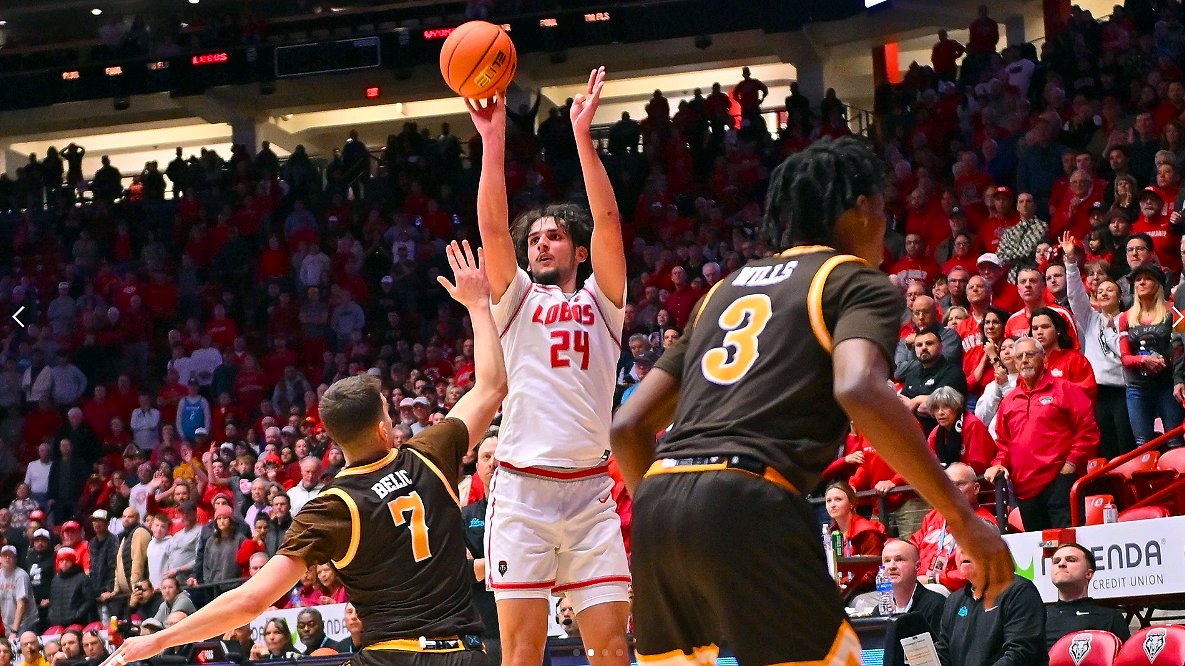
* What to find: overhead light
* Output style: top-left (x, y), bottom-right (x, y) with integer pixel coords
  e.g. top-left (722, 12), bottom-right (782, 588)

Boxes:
top-left (91, 8), bottom-right (102, 15)
top-left (188, 0), bottom-right (199, 4)
top-left (0, 20), bottom-right (8, 26)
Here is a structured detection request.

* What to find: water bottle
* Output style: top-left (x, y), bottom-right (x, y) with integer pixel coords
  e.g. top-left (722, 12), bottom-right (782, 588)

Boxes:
top-left (1139, 340), bottom-right (1152, 376)
top-left (822, 525), bottom-right (838, 580)
top-left (289, 586), bottom-right (301, 608)
top-left (876, 565), bottom-right (894, 615)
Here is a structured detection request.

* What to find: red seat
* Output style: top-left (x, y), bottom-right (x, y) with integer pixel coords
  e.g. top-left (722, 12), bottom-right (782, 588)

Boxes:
top-left (82, 621), bottom-right (105, 634)
top-left (1050, 630), bottom-right (1122, 666)
top-left (1115, 625), bottom-right (1185, 665)
top-left (42, 625), bottom-right (64, 637)
top-left (1118, 505), bottom-right (1172, 522)
top-left (1157, 448), bottom-right (1185, 473)
top-left (1085, 495), bottom-right (1115, 526)
top-left (1085, 454), bottom-right (1162, 507)
top-left (1087, 458), bottom-right (1109, 474)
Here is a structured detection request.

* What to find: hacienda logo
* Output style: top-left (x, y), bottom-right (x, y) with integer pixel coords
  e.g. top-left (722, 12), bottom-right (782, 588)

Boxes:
top-left (1018, 539), bottom-right (1164, 580)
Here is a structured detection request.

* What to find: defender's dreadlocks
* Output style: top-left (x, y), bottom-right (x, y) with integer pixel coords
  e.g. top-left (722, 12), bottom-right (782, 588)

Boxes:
top-left (509, 203), bottom-right (594, 287)
top-left (763, 136), bottom-right (886, 251)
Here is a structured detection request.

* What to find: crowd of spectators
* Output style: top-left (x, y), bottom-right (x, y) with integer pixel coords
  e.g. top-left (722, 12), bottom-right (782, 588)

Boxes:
top-left (0, 0), bottom-right (1181, 660)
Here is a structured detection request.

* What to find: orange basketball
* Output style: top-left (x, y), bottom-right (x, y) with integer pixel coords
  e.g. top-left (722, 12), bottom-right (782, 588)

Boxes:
top-left (439, 20), bottom-right (517, 99)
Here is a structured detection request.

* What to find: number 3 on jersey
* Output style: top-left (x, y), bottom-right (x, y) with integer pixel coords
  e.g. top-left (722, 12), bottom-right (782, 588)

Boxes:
top-left (700, 294), bottom-right (773, 385)
top-left (387, 492), bottom-right (432, 562)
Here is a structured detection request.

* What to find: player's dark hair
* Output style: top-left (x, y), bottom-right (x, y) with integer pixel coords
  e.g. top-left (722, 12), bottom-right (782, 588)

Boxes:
top-left (1054, 542), bottom-right (1096, 571)
top-left (319, 375), bottom-right (385, 449)
top-left (510, 203), bottom-right (594, 286)
top-left (763, 136), bottom-right (886, 251)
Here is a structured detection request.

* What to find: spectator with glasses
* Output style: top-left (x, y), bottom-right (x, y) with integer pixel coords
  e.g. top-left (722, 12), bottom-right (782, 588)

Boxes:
top-left (986, 338), bottom-right (1099, 530)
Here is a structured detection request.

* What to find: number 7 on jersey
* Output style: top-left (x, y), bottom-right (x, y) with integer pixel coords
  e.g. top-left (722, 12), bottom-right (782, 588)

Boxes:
top-left (387, 492), bottom-right (432, 562)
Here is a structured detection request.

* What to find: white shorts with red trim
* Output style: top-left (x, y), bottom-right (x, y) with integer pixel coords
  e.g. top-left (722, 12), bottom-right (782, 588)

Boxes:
top-left (484, 465), bottom-right (630, 612)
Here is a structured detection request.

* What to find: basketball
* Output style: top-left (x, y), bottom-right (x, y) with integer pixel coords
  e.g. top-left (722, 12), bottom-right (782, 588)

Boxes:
top-left (439, 20), bottom-right (517, 99)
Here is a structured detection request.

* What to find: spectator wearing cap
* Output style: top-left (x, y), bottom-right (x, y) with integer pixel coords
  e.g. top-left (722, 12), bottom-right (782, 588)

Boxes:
top-left (175, 380), bottom-right (211, 443)
top-left (200, 504), bottom-right (246, 594)
top-left (975, 253), bottom-right (1023, 313)
top-left (619, 350), bottom-right (660, 406)
top-left (1121, 263), bottom-right (1184, 447)
top-left (47, 547), bottom-right (95, 629)
top-left (287, 457), bottom-right (324, 515)
top-left (409, 396), bottom-right (433, 435)
top-left (58, 521), bottom-right (90, 574)
top-left (1131, 186), bottom-right (1180, 275)
top-left (47, 439), bottom-right (89, 524)
top-left (0, 543), bottom-right (35, 636)
top-left (986, 337), bottom-right (1099, 530)
top-left (1044, 543), bottom-right (1129, 650)
top-left (396, 398), bottom-right (416, 427)
top-left (87, 510), bottom-right (117, 609)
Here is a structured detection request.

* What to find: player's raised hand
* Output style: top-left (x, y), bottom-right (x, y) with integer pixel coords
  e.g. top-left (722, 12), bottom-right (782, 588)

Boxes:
top-left (464, 93), bottom-right (505, 139)
top-left (570, 66), bottom-right (605, 135)
top-left (438, 240), bottom-right (489, 308)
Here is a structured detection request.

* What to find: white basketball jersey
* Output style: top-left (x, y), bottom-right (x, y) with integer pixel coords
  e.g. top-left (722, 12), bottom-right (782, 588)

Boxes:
top-left (491, 268), bottom-right (625, 468)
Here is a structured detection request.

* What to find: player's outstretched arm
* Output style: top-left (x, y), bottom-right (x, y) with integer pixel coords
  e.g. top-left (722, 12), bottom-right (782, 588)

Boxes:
top-left (610, 368), bottom-right (680, 494)
top-left (99, 555), bottom-right (307, 666)
top-left (571, 67), bottom-right (626, 307)
top-left (465, 94), bottom-right (516, 302)
top-left (439, 240), bottom-right (509, 451)
top-left (832, 337), bottom-right (1014, 608)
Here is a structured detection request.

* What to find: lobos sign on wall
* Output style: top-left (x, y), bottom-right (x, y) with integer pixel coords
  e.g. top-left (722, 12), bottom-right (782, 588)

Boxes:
top-left (1003, 516), bottom-right (1185, 603)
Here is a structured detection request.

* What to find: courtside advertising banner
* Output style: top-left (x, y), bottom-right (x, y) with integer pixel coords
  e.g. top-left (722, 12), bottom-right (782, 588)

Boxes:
top-left (249, 602), bottom-right (350, 649)
top-left (1003, 516), bottom-right (1185, 603)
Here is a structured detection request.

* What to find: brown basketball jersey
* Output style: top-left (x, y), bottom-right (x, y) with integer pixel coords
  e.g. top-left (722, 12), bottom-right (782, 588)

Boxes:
top-left (653, 246), bottom-right (901, 493)
top-left (278, 418), bottom-right (482, 644)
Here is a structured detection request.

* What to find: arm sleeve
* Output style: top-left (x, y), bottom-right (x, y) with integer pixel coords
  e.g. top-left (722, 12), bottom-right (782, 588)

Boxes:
top-left (990, 582), bottom-right (1048, 666)
top-left (1118, 313), bottom-right (1144, 368)
top-left (405, 417), bottom-right (471, 490)
top-left (1064, 262), bottom-right (1094, 334)
top-left (829, 264), bottom-right (903, 364)
top-left (275, 494), bottom-right (352, 566)
top-left (489, 268), bottom-right (532, 328)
